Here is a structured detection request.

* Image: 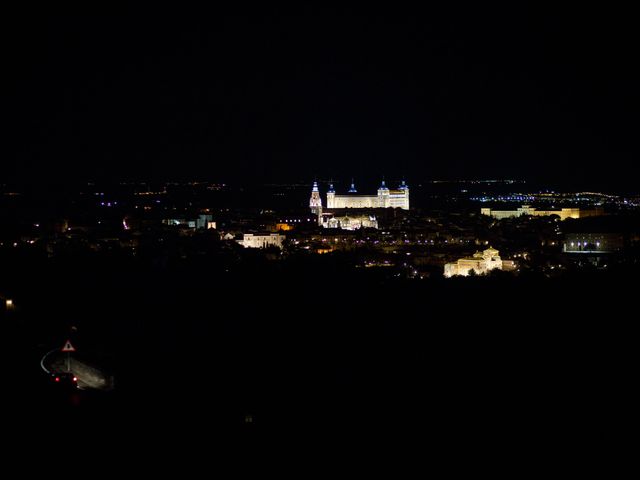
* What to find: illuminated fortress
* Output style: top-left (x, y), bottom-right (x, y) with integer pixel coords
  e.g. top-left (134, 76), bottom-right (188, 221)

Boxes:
top-left (481, 205), bottom-right (604, 221)
top-left (309, 179), bottom-right (410, 211)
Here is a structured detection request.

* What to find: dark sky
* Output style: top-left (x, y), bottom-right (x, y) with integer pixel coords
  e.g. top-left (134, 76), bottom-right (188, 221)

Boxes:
top-left (2, 5), bottom-right (639, 190)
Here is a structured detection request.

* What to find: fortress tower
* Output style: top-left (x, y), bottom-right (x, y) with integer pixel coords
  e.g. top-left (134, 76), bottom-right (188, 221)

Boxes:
top-left (327, 182), bottom-right (335, 208)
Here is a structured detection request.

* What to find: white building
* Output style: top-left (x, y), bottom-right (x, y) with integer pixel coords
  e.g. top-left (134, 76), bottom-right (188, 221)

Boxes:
top-left (163, 214), bottom-right (216, 229)
top-left (321, 214), bottom-right (378, 230)
top-left (311, 180), bottom-right (409, 211)
top-left (444, 247), bottom-right (514, 277)
top-left (237, 233), bottom-right (286, 249)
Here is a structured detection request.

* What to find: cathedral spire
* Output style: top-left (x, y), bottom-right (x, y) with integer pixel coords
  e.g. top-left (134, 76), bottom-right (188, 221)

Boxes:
top-left (309, 180), bottom-right (322, 215)
top-left (348, 178), bottom-right (357, 193)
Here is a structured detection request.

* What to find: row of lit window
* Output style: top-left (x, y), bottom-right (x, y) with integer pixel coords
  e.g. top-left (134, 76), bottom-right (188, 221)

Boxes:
top-left (569, 241), bottom-right (601, 247)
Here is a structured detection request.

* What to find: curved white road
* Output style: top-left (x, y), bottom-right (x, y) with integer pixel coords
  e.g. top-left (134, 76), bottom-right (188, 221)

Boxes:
top-left (40, 348), bottom-right (59, 375)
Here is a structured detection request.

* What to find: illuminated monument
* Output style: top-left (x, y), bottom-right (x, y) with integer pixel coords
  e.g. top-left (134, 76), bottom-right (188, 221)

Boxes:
top-left (444, 247), bottom-right (515, 277)
top-left (310, 179), bottom-right (410, 211)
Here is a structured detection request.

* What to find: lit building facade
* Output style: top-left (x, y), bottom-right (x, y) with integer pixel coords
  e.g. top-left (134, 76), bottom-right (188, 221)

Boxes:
top-left (163, 214), bottom-right (216, 229)
top-left (444, 247), bottom-right (514, 277)
top-left (481, 205), bottom-right (604, 221)
top-left (563, 233), bottom-right (624, 253)
top-left (321, 214), bottom-right (379, 230)
top-left (237, 233), bottom-right (286, 249)
top-left (311, 180), bottom-right (409, 211)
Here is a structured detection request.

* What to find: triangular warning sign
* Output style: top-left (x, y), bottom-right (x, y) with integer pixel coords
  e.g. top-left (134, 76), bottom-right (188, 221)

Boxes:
top-left (61, 339), bottom-right (76, 352)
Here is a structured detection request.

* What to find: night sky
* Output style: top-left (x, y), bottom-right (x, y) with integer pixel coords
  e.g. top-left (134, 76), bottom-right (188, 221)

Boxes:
top-left (3, 5), bottom-right (639, 190)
